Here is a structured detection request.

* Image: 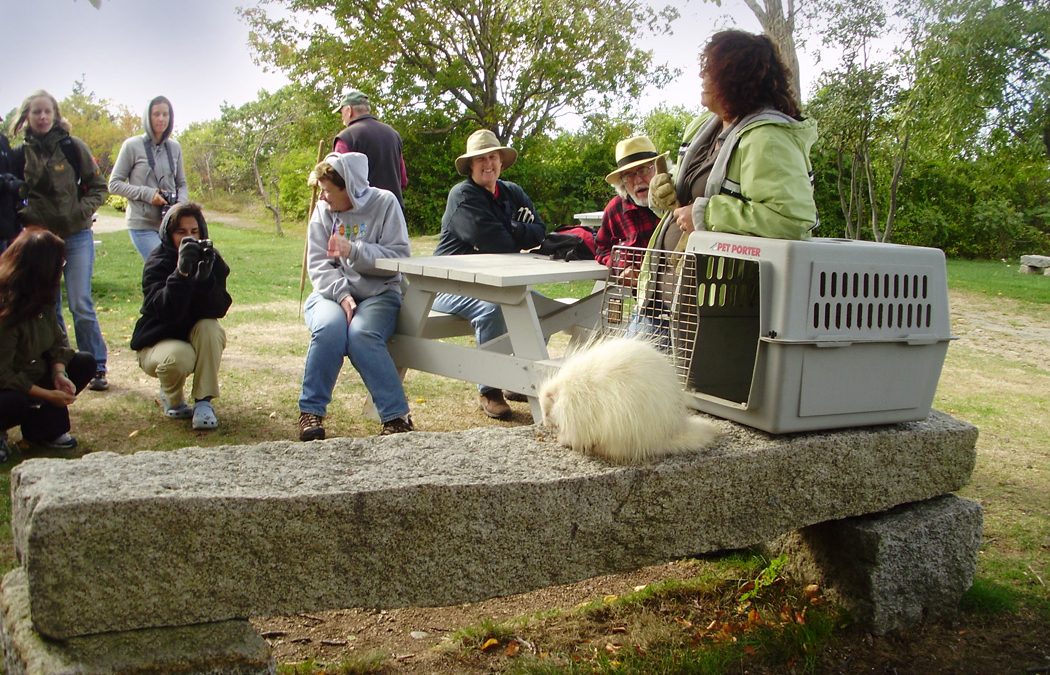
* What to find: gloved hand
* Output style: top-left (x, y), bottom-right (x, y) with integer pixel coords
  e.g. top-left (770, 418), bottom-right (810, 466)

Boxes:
top-left (194, 242), bottom-right (216, 280)
top-left (648, 172), bottom-right (678, 213)
top-left (176, 238), bottom-right (202, 277)
top-left (514, 206), bottom-right (535, 223)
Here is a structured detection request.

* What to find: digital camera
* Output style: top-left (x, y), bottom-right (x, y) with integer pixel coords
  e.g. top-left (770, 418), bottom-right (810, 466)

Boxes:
top-left (159, 190), bottom-right (178, 218)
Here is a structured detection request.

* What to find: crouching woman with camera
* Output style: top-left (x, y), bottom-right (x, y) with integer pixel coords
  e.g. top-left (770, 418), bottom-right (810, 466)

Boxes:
top-left (130, 203), bottom-right (231, 430)
top-left (109, 95), bottom-right (188, 260)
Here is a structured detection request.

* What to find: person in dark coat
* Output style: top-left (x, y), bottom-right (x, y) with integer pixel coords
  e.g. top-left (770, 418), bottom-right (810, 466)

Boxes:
top-left (130, 202), bottom-right (231, 431)
top-left (432, 129), bottom-right (546, 419)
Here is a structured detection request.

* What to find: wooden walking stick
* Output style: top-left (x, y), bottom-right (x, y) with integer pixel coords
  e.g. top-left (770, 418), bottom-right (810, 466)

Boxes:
top-left (298, 139), bottom-right (327, 317)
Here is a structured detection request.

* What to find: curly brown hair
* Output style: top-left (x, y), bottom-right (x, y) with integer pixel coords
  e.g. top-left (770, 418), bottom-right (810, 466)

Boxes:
top-left (701, 30), bottom-right (801, 121)
top-left (0, 228), bottom-right (65, 325)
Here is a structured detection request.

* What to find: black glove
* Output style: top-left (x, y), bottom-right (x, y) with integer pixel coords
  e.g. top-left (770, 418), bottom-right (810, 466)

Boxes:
top-left (194, 242), bottom-right (216, 280)
top-left (176, 238), bottom-right (202, 277)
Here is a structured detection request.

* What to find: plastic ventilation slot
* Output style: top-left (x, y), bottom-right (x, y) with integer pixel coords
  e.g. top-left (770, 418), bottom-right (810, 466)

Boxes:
top-left (812, 269), bottom-right (934, 333)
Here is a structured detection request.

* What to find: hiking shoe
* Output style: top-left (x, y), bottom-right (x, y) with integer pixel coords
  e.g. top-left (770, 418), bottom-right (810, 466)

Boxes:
top-left (380, 415), bottom-right (414, 436)
top-left (88, 371), bottom-right (109, 391)
top-left (478, 390), bottom-right (511, 419)
top-left (503, 390), bottom-right (529, 402)
top-left (192, 400), bottom-right (218, 431)
top-left (298, 413), bottom-right (325, 441)
top-left (45, 433), bottom-right (78, 449)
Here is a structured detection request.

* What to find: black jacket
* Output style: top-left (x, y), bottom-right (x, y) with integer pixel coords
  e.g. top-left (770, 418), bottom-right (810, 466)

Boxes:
top-left (0, 133), bottom-right (24, 241)
top-left (130, 205), bottom-right (232, 350)
top-left (435, 179), bottom-right (546, 256)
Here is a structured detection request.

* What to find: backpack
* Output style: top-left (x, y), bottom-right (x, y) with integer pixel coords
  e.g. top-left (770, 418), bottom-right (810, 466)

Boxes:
top-left (0, 134), bottom-right (25, 240)
top-left (535, 225), bottom-right (598, 261)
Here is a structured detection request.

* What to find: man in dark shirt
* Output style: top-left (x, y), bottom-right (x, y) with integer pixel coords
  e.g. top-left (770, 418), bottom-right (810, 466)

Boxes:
top-left (333, 90), bottom-right (408, 214)
top-left (434, 129), bottom-right (545, 419)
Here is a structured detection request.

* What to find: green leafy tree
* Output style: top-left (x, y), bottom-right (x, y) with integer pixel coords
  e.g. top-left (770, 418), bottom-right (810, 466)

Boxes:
top-left (241, 0), bottom-right (677, 144)
top-left (60, 78), bottom-right (138, 177)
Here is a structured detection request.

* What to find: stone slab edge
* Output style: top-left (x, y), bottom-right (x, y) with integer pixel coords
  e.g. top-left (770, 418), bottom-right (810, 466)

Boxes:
top-left (13, 411), bottom-right (977, 638)
top-left (0, 568), bottom-right (274, 674)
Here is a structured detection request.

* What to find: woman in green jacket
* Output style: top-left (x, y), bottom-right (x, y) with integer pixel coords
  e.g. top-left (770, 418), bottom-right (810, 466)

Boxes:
top-left (0, 228), bottom-right (97, 460)
top-left (9, 90), bottom-right (110, 391)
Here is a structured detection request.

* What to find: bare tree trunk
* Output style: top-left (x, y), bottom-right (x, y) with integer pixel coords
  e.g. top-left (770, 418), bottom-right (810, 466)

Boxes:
top-left (253, 145), bottom-right (284, 237)
top-left (881, 132), bottom-right (909, 243)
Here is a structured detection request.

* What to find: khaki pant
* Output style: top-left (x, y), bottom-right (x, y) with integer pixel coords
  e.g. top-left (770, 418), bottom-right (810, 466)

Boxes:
top-left (137, 319), bottom-right (226, 406)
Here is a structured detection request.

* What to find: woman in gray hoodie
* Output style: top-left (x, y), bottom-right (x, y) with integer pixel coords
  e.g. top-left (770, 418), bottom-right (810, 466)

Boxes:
top-left (108, 96), bottom-right (188, 260)
top-left (297, 152), bottom-right (413, 441)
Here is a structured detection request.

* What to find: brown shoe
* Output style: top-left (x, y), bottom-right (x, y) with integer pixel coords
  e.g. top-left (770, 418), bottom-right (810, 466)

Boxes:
top-left (380, 415), bottom-right (414, 435)
top-left (503, 390), bottom-right (528, 402)
top-left (298, 412), bottom-right (325, 441)
top-left (479, 390), bottom-right (512, 419)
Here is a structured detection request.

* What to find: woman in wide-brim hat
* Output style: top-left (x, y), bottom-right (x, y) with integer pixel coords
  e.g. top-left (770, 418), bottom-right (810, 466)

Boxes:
top-left (433, 128), bottom-right (546, 420)
top-left (454, 129), bottom-right (518, 176)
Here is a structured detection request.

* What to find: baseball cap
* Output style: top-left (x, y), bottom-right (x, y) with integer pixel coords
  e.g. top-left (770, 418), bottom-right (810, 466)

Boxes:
top-left (332, 90), bottom-right (369, 112)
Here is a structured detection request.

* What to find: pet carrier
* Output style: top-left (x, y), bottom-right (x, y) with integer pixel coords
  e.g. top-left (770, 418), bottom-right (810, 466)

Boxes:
top-left (603, 232), bottom-right (954, 433)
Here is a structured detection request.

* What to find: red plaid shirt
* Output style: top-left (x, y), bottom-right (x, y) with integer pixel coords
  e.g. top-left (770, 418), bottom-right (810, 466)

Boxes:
top-left (594, 195), bottom-right (660, 268)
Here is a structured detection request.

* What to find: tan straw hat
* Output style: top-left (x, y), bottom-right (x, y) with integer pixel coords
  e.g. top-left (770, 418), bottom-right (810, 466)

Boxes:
top-left (604, 135), bottom-right (669, 186)
top-left (455, 129), bottom-right (518, 176)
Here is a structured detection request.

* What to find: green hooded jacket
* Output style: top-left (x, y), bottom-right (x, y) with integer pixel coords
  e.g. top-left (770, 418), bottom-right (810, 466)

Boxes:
top-left (20, 127), bottom-right (108, 238)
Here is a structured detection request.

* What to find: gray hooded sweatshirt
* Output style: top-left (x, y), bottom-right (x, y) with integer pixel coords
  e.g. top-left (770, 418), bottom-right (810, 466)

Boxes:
top-left (307, 152), bottom-right (410, 303)
top-left (108, 95), bottom-right (188, 231)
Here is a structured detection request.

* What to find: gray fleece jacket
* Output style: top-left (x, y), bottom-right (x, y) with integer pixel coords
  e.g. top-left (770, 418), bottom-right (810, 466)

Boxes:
top-left (307, 152), bottom-right (410, 304)
top-left (108, 96), bottom-right (188, 231)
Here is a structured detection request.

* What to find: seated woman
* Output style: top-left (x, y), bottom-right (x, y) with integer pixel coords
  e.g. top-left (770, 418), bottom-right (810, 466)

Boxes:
top-left (633, 29), bottom-right (819, 348)
top-left (296, 152), bottom-right (413, 442)
top-left (0, 228), bottom-right (96, 458)
top-left (130, 202), bottom-right (231, 431)
top-left (432, 129), bottom-right (546, 419)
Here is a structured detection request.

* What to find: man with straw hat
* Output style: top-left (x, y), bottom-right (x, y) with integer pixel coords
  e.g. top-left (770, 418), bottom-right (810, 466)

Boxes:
top-left (593, 135), bottom-right (668, 269)
top-left (433, 129), bottom-right (546, 419)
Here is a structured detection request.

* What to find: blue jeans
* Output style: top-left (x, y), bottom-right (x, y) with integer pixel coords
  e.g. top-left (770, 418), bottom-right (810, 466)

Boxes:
top-left (625, 305), bottom-right (671, 353)
top-left (299, 290), bottom-right (408, 423)
top-left (56, 229), bottom-right (107, 372)
top-left (129, 228), bottom-right (161, 260)
top-left (432, 293), bottom-right (507, 394)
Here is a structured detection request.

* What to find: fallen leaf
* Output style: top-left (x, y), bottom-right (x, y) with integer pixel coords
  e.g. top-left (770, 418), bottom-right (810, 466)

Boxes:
top-left (743, 645), bottom-right (757, 656)
top-left (674, 617), bottom-right (693, 628)
top-left (481, 638), bottom-right (500, 652)
top-left (604, 643), bottom-right (622, 654)
top-left (610, 626), bottom-right (627, 634)
top-left (320, 639), bottom-right (347, 646)
top-left (803, 583), bottom-right (820, 600)
top-left (128, 430), bottom-right (140, 438)
top-left (603, 594), bottom-right (618, 604)
top-left (269, 411), bottom-right (277, 419)
top-left (504, 641), bottom-right (520, 656)
top-left (633, 584), bottom-right (647, 592)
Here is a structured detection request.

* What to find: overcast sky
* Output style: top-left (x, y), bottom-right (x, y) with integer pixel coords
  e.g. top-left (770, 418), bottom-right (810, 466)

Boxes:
top-left (2, 0), bottom-right (826, 133)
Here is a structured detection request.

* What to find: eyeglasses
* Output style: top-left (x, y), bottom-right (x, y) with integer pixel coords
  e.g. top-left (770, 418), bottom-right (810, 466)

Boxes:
top-left (621, 163), bottom-right (656, 183)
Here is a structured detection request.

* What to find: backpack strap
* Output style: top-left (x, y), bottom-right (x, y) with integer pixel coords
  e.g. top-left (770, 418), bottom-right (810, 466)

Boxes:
top-left (57, 136), bottom-right (86, 196)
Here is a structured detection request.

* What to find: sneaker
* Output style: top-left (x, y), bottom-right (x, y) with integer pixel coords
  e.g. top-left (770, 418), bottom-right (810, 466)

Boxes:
top-left (192, 400), bottom-right (218, 431)
top-left (503, 390), bottom-right (529, 402)
top-left (298, 413), bottom-right (325, 441)
top-left (45, 433), bottom-right (78, 449)
top-left (380, 415), bottom-right (414, 436)
top-left (478, 390), bottom-right (511, 419)
top-left (88, 371), bottom-right (109, 391)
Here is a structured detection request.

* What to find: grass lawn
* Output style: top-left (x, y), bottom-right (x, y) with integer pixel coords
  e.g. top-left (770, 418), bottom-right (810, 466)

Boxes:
top-left (1, 221), bottom-right (1047, 672)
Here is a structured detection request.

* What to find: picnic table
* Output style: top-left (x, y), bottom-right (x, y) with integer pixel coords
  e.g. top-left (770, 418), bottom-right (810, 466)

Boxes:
top-left (375, 253), bottom-right (609, 420)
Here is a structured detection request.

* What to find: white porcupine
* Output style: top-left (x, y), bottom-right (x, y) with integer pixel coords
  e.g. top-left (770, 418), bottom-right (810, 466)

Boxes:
top-left (539, 337), bottom-right (720, 463)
